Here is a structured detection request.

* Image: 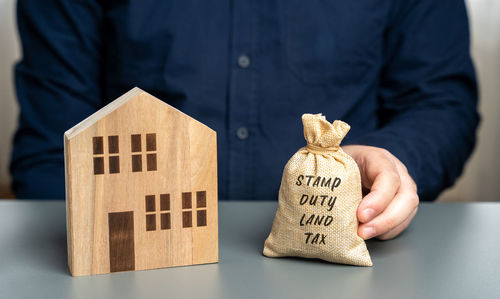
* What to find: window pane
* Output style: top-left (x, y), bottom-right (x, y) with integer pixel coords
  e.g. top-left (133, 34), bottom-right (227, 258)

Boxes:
top-left (145, 195), bottom-right (155, 212)
top-left (146, 214), bottom-right (156, 231)
top-left (182, 192), bottom-right (192, 209)
top-left (132, 154), bottom-right (142, 172)
top-left (108, 135), bottom-right (119, 154)
top-left (146, 133), bottom-right (156, 151)
top-left (182, 211), bottom-right (192, 228)
top-left (109, 156), bottom-right (120, 174)
top-left (197, 210), bottom-right (207, 227)
top-left (147, 154), bottom-right (157, 171)
top-left (196, 191), bottom-right (206, 208)
top-left (131, 134), bottom-right (141, 152)
top-left (93, 136), bottom-right (103, 155)
top-left (160, 194), bottom-right (170, 211)
top-left (161, 213), bottom-right (170, 230)
top-left (93, 157), bottom-right (104, 175)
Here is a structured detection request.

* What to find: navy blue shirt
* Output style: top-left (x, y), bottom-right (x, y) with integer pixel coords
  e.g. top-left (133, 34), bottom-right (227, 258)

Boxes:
top-left (11, 0), bottom-right (478, 201)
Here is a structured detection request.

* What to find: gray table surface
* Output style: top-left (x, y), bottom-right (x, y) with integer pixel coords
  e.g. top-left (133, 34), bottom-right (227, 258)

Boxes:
top-left (0, 201), bottom-right (499, 299)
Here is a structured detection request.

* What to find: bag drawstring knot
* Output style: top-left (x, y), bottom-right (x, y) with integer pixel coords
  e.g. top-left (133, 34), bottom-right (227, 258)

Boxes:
top-left (305, 143), bottom-right (339, 155)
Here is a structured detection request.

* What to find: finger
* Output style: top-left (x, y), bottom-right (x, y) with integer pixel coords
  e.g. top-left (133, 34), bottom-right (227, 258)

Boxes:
top-left (392, 158), bottom-right (417, 193)
top-left (357, 156), bottom-right (401, 223)
top-left (376, 168), bottom-right (418, 240)
top-left (358, 181), bottom-right (419, 240)
top-left (377, 206), bottom-right (418, 240)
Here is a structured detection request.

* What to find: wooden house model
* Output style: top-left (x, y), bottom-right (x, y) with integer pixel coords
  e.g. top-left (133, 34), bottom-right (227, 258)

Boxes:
top-left (64, 87), bottom-right (218, 276)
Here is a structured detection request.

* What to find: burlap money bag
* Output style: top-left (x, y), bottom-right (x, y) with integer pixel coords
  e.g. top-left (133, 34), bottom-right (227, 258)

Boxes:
top-left (263, 113), bottom-right (372, 266)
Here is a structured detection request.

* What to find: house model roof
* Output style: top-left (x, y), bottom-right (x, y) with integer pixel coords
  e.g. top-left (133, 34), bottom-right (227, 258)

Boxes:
top-left (64, 87), bottom-right (214, 139)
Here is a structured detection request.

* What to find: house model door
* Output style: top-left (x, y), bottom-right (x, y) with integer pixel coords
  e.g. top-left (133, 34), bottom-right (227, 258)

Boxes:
top-left (108, 211), bottom-right (135, 272)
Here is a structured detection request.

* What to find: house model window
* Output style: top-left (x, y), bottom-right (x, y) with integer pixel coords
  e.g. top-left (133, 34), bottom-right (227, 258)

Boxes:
top-left (182, 191), bottom-right (207, 228)
top-left (131, 133), bottom-right (157, 172)
top-left (145, 194), bottom-right (171, 231)
top-left (93, 135), bottom-right (120, 174)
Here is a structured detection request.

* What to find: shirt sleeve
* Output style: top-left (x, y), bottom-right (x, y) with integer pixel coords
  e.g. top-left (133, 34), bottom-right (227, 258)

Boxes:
top-left (10, 0), bottom-right (103, 199)
top-left (343, 0), bottom-right (479, 201)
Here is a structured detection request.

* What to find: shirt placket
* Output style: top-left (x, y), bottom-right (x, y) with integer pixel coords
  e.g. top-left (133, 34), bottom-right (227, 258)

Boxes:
top-left (227, 0), bottom-right (257, 200)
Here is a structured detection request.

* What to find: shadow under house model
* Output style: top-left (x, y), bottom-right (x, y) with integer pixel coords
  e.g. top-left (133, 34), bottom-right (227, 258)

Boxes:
top-left (64, 87), bottom-right (218, 276)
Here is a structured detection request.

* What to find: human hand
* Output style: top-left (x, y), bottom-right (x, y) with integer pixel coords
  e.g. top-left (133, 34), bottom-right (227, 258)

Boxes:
top-left (342, 145), bottom-right (419, 240)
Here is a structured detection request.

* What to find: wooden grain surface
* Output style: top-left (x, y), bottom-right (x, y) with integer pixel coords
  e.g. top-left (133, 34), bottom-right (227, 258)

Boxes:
top-left (65, 88), bottom-right (218, 276)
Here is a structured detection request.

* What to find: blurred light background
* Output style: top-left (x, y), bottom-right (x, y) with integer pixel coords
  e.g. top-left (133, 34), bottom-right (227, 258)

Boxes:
top-left (0, 0), bottom-right (498, 201)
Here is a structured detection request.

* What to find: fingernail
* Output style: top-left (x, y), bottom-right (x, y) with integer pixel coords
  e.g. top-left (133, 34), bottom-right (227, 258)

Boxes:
top-left (362, 208), bottom-right (375, 222)
top-left (362, 227), bottom-right (376, 239)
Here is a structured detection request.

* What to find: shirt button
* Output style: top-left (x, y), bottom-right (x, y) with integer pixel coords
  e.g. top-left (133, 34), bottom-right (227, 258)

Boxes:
top-left (236, 127), bottom-right (249, 140)
top-left (237, 55), bottom-right (250, 68)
